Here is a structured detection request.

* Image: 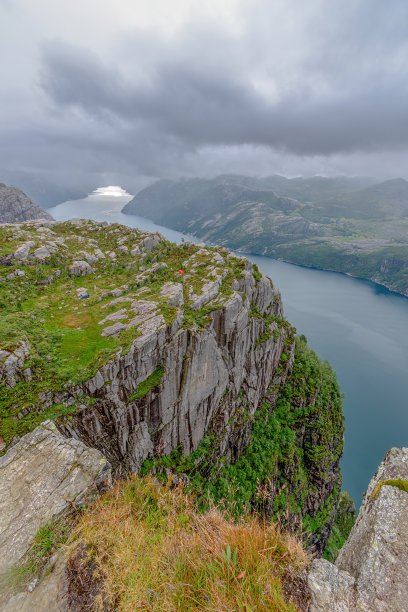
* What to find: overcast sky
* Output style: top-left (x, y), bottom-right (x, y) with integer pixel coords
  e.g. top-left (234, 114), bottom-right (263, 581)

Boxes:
top-left (1, 0), bottom-right (408, 190)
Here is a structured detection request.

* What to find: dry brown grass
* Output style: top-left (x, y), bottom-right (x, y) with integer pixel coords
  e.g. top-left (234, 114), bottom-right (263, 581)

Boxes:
top-left (62, 312), bottom-right (93, 328)
top-left (68, 475), bottom-right (310, 611)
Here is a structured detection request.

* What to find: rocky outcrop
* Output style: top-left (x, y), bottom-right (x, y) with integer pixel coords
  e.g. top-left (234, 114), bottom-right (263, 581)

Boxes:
top-left (308, 447), bottom-right (408, 611)
top-left (68, 260), bottom-right (94, 276)
top-left (0, 554), bottom-right (68, 612)
top-left (57, 269), bottom-right (288, 474)
top-left (0, 421), bottom-right (110, 574)
top-left (0, 183), bottom-right (53, 223)
top-left (0, 338), bottom-right (32, 389)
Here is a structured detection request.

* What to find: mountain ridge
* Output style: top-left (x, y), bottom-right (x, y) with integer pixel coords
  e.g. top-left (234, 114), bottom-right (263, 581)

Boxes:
top-left (123, 175), bottom-right (408, 296)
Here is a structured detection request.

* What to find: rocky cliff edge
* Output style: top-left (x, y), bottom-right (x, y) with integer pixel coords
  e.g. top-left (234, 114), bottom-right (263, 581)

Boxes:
top-left (308, 447), bottom-right (408, 611)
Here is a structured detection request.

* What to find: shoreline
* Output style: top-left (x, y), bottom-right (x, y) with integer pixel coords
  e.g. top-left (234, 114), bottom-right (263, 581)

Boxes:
top-left (121, 210), bottom-right (408, 301)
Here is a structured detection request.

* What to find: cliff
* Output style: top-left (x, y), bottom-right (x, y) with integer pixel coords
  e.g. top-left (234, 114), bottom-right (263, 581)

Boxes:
top-left (0, 219), bottom-right (344, 551)
top-left (0, 219), bottom-right (343, 596)
top-left (0, 183), bottom-right (53, 223)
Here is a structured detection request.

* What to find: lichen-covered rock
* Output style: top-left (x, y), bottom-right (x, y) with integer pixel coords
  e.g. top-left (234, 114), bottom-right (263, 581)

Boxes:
top-left (0, 554), bottom-right (68, 612)
top-left (139, 234), bottom-right (162, 252)
top-left (308, 558), bottom-right (356, 612)
top-left (33, 245), bottom-right (51, 259)
top-left (308, 447), bottom-right (408, 611)
top-left (0, 338), bottom-right (31, 388)
top-left (101, 321), bottom-right (127, 337)
top-left (160, 282), bottom-right (184, 307)
top-left (68, 260), bottom-right (93, 276)
top-left (14, 241), bottom-right (35, 261)
top-left (0, 421), bottom-right (111, 574)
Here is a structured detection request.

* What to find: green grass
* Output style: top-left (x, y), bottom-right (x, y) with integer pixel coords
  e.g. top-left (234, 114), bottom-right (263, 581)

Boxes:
top-left (371, 478), bottom-right (408, 499)
top-left (129, 365), bottom-right (165, 401)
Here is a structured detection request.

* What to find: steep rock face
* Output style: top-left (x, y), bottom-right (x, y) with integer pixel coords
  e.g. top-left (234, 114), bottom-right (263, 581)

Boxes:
top-left (199, 334), bottom-right (344, 556)
top-left (0, 183), bottom-right (53, 223)
top-left (308, 447), bottom-right (408, 611)
top-left (57, 269), bottom-right (288, 474)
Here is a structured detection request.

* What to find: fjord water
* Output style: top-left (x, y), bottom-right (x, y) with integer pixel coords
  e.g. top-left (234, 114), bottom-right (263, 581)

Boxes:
top-left (50, 190), bottom-right (408, 506)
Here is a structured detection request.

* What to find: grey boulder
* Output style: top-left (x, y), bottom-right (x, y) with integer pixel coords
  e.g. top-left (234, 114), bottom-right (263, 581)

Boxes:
top-left (308, 447), bottom-right (408, 611)
top-left (68, 260), bottom-right (93, 277)
top-left (0, 421), bottom-right (110, 574)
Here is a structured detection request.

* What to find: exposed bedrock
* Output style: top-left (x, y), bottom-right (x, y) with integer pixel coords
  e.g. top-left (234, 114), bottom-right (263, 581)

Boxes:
top-left (0, 421), bottom-right (110, 575)
top-left (57, 273), bottom-right (288, 474)
top-left (308, 447), bottom-right (408, 611)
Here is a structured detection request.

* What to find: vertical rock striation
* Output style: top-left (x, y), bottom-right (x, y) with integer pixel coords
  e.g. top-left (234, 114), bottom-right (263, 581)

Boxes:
top-left (0, 220), bottom-right (344, 558)
top-left (57, 271), bottom-right (288, 473)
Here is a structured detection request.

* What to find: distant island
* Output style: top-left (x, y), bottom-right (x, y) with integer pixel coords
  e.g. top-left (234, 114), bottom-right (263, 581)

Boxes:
top-left (123, 174), bottom-right (408, 297)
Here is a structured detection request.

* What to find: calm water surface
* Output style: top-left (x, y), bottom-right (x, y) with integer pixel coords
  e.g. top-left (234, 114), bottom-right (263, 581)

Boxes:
top-left (50, 192), bottom-right (408, 506)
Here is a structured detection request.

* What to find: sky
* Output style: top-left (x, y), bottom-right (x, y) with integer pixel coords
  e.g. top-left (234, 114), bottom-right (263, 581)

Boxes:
top-left (1, 0), bottom-right (408, 193)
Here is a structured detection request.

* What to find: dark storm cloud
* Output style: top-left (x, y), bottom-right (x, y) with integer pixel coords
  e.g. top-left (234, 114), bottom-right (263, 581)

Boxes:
top-left (38, 0), bottom-right (408, 159)
top-left (2, 0), bottom-right (408, 186)
top-left (39, 38), bottom-right (408, 158)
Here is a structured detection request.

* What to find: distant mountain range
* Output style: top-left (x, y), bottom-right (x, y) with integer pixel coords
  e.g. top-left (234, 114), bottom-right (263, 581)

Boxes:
top-left (123, 175), bottom-right (408, 296)
top-left (0, 183), bottom-right (53, 223)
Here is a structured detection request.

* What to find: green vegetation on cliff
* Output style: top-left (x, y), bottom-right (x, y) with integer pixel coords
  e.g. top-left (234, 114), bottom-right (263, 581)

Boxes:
top-left (129, 365), bottom-right (164, 400)
top-left (324, 491), bottom-right (356, 562)
top-left (141, 336), bottom-right (344, 551)
top-left (0, 220), bottom-right (246, 448)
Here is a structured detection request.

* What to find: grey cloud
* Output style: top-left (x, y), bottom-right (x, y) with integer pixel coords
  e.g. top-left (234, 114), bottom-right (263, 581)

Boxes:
top-left (2, 0), bottom-right (408, 189)
top-left (39, 34), bottom-right (408, 156)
